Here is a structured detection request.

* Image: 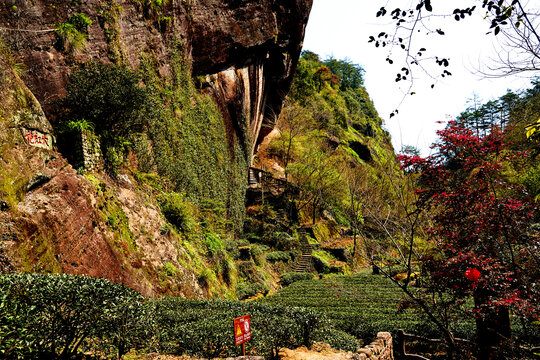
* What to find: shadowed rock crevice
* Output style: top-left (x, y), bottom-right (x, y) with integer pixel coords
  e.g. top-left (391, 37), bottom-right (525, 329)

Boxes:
top-left (349, 141), bottom-right (373, 163)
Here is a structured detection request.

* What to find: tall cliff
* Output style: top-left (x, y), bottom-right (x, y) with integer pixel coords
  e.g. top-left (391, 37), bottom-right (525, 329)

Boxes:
top-left (1, 0), bottom-right (311, 158)
top-left (0, 0), bottom-right (312, 296)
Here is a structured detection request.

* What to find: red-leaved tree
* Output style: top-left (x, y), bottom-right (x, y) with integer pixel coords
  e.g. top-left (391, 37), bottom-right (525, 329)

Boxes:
top-left (400, 122), bottom-right (539, 360)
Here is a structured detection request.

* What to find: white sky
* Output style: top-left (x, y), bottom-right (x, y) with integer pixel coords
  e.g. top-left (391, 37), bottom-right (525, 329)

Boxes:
top-left (302, 0), bottom-right (537, 156)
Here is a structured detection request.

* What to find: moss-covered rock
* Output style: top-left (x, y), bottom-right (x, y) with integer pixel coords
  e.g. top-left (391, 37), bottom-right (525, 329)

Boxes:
top-left (312, 220), bottom-right (340, 243)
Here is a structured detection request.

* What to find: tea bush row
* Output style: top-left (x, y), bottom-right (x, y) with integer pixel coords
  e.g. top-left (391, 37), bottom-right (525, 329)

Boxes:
top-left (235, 282), bottom-right (269, 300)
top-left (279, 272), bottom-right (314, 286)
top-left (0, 273), bottom-right (358, 359)
top-left (151, 297), bottom-right (356, 358)
top-left (0, 273), bottom-right (148, 359)
top-left (262, 272), bottom-right (475, 340)
top-left (266, 250), bottom-right (294, 263)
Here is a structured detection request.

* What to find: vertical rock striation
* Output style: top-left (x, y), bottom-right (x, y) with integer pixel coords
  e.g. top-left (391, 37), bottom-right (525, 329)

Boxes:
top-left (190, 0), bottom-right (312, 160)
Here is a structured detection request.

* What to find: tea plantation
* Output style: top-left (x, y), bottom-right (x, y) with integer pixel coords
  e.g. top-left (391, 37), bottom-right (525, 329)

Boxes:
top-left (9, 271), bottom-right (537, 359)
top-left (0, 273), bottom-right (357, 359)
top-left (261, 270), bottom-right (476, 341)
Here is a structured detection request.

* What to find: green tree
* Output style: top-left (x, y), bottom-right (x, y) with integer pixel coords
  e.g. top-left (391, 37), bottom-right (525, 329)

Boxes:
top-left (323, 57), bottom-right (364, 91)
top-left (289, 58), bottom-right (317, 102)
top-left (61, 62), bottom-right (153, 137)
top-left (276, 100), bottom-right (312, 184)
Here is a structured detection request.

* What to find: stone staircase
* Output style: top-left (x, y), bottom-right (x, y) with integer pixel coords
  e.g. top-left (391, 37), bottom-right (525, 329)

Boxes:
top-left (294, 235), bottom-right (312, 272)
top-left (248, 167), bottom-right (259, 186)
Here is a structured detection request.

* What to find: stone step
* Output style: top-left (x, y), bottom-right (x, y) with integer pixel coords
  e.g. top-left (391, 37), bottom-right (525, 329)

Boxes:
top-left (293, 252), bottom-right (312, 272)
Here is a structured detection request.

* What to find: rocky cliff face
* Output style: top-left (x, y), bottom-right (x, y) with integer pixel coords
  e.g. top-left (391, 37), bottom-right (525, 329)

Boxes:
top-left (0, 0), bottom-right (311, 159)
top-left (0, 0), bottom-right (312, 296)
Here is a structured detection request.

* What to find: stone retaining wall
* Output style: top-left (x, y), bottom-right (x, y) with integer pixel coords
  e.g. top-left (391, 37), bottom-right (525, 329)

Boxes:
top-left (80, 130), bottom-right (102, 171)
top-left (72, 130), bottom-right (102, 172)
top-left (356, 332), bottom-right (393, 360)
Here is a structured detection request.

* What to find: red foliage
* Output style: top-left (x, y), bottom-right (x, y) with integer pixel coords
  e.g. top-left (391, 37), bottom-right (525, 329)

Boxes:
top-left (401, 121), bottom-right (539, 330)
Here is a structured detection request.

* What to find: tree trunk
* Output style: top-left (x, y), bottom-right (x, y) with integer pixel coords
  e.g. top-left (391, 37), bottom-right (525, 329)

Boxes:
top-left (312, 200), bottom-right (317, 225)
top-left (474, 290), bottom-right (511, 360)
top-left (352, 229), bottom-right (357, 258)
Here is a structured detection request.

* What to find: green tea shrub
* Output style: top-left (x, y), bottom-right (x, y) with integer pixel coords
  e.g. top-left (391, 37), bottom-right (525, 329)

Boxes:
top-left (262, 273), bottom-right (450, 341)
top-left (266, 251), bottom-right (292, 263)
top-left (235, 282), bottom-right (269, 300)
top-left (312, 328), bottom-right (359, 352)
top-left (152, 298), bottom-right (327, 358)
top-left (0, 273), bottom-right (148, 359)
top-left (279, 272), bottom-right (314, 286)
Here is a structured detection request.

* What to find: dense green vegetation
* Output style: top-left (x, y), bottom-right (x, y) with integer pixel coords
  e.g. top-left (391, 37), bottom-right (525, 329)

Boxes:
top-left (49, 40), bottom-right (405, 300)
top-left (254, 50), bottom-right (411, 272)
top-left (1, 271), bottom-right (536, 359)
top-left (4, 16), bottom-right (539, 356)
top-left (57, 46), bottom-right (247, 233)
top-left (0, 273), bottom-right (358, 359)
top-left (0, 273), bottom-right (147, 359)
top-left (278, 50), bottom-right (402, 227)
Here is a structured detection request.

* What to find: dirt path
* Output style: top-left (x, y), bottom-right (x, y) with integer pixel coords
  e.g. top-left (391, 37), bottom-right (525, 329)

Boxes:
top-left (279, 343), bottom-right (361, 360)
top-left (132, 343), bottom-right (358, 360)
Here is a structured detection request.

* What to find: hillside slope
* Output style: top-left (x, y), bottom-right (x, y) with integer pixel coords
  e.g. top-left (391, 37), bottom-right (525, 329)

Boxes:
top-left (245, 52), bottom-right (404, 276)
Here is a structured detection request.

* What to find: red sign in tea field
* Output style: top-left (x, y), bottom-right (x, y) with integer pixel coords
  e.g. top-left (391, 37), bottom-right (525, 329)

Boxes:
top-left (233, 314), bottom-right (251, 346)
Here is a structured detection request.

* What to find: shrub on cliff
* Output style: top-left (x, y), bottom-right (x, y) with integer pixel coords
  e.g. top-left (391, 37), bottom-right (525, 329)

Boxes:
top-left (311, 328), bottom-right (359, 352)
top-left (279, 271), bottom-right (314, 286)
top-left (158, 192), bottom-right (194, 232)
top-left (59, 61), bottom-right (160, 175)
top-left (61, 62), bottom-right (153, 136)
top-left (0, 273), bottom-right (149, 359)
